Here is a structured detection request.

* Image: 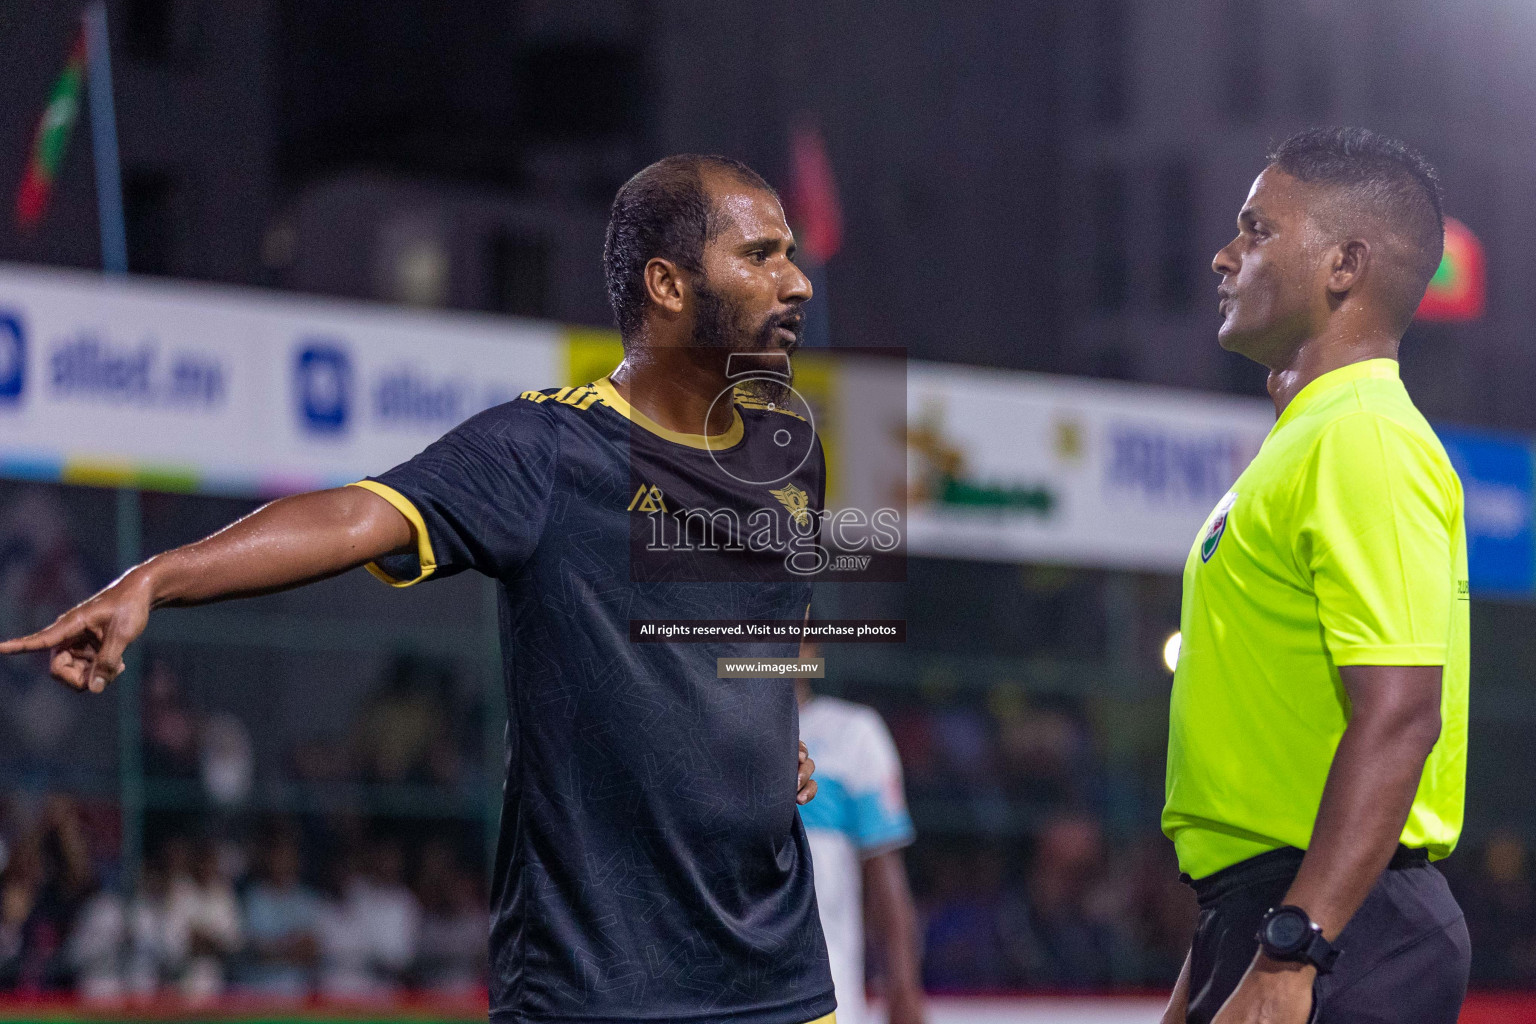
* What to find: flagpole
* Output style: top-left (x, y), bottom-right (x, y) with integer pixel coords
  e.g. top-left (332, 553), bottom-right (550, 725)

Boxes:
top-left (82, 0), bottom-right (127, 276)
top-left (83, 0), bottom-right (141, 897)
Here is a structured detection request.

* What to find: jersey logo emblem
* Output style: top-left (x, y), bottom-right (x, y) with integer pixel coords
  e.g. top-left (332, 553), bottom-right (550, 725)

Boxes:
top-left (1201, 491), bottom-right (1238, 562)
top-left (627, 484), bottom-right (668, 513)
top-left (770, 483), bottom-right (813, 527)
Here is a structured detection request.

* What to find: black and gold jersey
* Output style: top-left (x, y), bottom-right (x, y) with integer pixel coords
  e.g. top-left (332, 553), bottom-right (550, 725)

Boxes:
top-left (354, 375), bottom-right (833, 1024)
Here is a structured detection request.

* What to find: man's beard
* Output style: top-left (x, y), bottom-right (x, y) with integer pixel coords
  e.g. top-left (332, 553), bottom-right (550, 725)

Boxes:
top-left (691, 280), bottom-right (800, 404)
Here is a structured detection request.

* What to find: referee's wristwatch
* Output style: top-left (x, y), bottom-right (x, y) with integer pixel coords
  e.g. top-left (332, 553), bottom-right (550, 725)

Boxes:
top-left (1256, 905), bottom-right (1340, 974)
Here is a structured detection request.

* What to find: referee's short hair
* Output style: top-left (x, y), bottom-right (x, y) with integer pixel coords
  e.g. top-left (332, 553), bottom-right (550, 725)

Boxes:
top-left (1267, 128), bottom-right (1444, 328)
top-left (604, 155), bottom-right (779, 342)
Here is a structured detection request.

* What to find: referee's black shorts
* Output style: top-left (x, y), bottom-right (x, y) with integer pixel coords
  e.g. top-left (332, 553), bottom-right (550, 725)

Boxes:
top-left (1182, 845), bottom-right (1470, 1024)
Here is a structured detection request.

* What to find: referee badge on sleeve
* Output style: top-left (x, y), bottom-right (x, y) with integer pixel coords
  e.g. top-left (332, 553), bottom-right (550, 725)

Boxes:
top-left (1201, 491), bottom-right (1238, 563)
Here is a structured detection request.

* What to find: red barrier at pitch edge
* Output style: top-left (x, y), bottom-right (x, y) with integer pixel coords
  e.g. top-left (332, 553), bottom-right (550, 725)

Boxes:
top-left (1460, 993), bottom-right (1536, 1024)
top-left (0, 992), bottom-right (1533, 1022)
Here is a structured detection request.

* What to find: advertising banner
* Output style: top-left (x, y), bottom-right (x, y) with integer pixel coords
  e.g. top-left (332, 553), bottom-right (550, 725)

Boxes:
top-left (0, 264), bottom-right (561, 494)
top-left (906, 362), bottom-right (1273, 572)
top-left (2, 265), bottom-right (1532, 590)
top-left (1439, 425), bottom-right (1536, 595)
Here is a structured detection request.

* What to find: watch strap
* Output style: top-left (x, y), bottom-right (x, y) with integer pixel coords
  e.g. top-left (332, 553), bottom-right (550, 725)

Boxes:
top-left (1300, 929), bottom-right (1340, 974)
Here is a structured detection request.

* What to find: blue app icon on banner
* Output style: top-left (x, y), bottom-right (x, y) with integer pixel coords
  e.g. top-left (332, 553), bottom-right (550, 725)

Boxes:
top-left (1438, 425), bottom-right (1535, 595)
top-left (295, 341), bottom-right (352, 434)
top-left (0, 312), bottom-right (24, 404)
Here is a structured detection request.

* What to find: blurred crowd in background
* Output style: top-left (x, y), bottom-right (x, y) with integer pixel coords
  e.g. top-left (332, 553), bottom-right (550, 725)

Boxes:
top-left (7, 666), bottom-right (1536, 1001)
top-left (2, 486), bottom-right (1535, 1002)
top-left (0, 796), bottom-right (487, 1003)
top-left (5, 0), bottom-right (1536, 1010)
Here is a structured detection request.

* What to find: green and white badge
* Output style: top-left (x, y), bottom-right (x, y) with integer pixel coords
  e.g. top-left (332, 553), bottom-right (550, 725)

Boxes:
top-left (1201, 491), bottom-right (1238, 563)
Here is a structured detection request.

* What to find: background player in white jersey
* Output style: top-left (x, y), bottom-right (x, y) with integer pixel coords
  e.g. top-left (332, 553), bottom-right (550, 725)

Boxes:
top-left (796, 643), bottom-right (925, 1024)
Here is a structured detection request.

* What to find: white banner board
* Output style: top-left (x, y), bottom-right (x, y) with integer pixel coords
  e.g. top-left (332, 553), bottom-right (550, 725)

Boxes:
top-left (0, 264), bottom-right (1284, 573)
top-left (906, 362), bottom-right (1273, 571)
top-left (0, 264), bottom-right (561, 494)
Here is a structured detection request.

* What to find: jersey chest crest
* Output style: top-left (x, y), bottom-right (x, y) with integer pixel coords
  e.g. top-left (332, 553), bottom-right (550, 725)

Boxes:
top-left (1201, 490), bottom-right (1238, 562)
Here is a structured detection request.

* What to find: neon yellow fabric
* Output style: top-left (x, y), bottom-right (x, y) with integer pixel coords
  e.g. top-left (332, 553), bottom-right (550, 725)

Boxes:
top-left (1163, 359), bottom-right (1469, 879)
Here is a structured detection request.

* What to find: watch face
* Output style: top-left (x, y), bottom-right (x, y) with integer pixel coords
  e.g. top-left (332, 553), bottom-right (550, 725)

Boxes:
top-left (1265, 909), bottom-right (1311, 953)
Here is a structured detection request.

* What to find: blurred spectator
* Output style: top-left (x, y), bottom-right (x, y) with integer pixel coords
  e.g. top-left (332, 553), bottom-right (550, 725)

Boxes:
top-left (317, 838), bottom-right (421, 998)
top-left (0, 493), bottom-right (101, 778)
top-left (1456, 831), bottom-right (1536, 984)
top-left (160, 837), bottom-right (242, 1002)
top-left (931, 704), bottom-right (995, 789)
top-left (1094, 835), bottom-right (1198, 985)
top-left (123, 863), bottom-right (173, 997)
top-left (65, 886), bottom-right (128, 1003)
top-left (885, 702), bottom-right (939, 780)
top-left (239, 829), bottom-right (321, 999)
top-left (997, 813), bottom-right (1124, 988)
top-left (412, 841), bottom-right (487, 994)
top-left (992, 691), bottom-right (1096, 806)
top-left (199, 712), bottom-right (255, 807)
top-left (353, 655), bottom-right (460, 786)
top-left (142, 659), bottom-right (200, 780)
top-left (921, 844), bottom-right (1009, 990)
top-left (0, 797), bottom-right (97, 992)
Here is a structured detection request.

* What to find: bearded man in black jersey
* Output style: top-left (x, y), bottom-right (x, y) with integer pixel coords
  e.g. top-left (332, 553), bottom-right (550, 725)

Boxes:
top-left (2, 155), bottom-right (838, 1024)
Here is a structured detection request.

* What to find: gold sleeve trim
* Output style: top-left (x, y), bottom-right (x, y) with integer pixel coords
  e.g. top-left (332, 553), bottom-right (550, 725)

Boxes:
top-left (347, 480), bottom-right (439, 588)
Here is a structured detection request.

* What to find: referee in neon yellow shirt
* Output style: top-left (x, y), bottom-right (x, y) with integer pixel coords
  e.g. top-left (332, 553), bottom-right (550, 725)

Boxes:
top-left (1160, 128), bottom-right (1470, 1024)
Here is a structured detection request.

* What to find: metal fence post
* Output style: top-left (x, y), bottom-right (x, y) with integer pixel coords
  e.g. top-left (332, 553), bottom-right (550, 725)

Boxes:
top-left (115, 487), bottom-right (143, 888)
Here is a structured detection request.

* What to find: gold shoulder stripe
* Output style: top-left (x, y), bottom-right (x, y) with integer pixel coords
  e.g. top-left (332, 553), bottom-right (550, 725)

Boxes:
top-left (521, 384), bottom-right (606, 411)
top-left (346, 481), bottom-right (438, 587)
top-left (554, 384), bottom-right (602, 408)
top-left (734, 392), bottom-right (808, 423)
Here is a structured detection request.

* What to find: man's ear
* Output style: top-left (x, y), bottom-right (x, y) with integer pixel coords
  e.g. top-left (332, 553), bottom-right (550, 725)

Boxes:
top-left (643, 257), bottom-right (689, 316)
top-left (1327, 238), bottom-right (1370, 297)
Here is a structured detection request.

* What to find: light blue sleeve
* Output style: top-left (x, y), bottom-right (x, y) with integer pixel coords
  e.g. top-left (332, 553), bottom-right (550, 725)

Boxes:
top-left (849, 711), bottom-right (915, 854)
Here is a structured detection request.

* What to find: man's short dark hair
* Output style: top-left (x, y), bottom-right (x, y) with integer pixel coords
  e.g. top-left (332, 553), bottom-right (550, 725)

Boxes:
top-left (1267, 127), bottom-right (1445, 318)
top-left (603, 154), bottom-right (778, 340)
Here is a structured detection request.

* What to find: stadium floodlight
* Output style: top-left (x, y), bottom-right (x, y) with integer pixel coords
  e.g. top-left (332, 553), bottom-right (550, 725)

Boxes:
top-left (1163, 631), bottom-right (1182, 673)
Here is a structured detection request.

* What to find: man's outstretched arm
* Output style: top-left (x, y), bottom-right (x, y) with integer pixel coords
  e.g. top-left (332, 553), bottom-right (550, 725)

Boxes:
top-left (0, 486), bottom-right (413, 693)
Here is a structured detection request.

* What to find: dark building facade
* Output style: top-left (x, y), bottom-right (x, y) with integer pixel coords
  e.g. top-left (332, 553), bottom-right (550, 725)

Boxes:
top-left (2, 0), bottom-right (1533, 426)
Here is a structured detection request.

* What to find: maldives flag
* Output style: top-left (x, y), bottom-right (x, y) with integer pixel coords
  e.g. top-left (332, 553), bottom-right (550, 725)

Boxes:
top-left (16, 27), bottom-right (87, 231)
top-left (1415, 217), bottom-right (1486, 322)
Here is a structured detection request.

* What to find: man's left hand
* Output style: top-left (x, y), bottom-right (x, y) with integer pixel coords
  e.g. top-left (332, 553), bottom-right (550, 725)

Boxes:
top-left (796, 741), bottom-right (817, 804)
top-left (1212, 953), bottom-right (1315, 1024)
